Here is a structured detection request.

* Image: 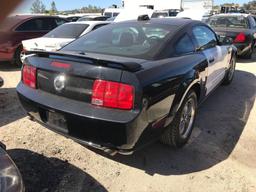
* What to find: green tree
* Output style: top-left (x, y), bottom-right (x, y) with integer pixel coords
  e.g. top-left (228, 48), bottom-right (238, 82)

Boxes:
top-left (50, 1), bottom-right (58, 15)
top-left (30, 0), bottom-right (46, 13)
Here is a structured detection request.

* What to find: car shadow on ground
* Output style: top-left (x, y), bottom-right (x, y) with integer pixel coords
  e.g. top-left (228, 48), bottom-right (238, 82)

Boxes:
top-left (95, 70), bottom-right (256, 176)
top-left (7, 149), bottom-right (107, 192)
top-left (0, 88), bottom-right (26, 127)
top-left (0, 61), bottom-right (20, 71)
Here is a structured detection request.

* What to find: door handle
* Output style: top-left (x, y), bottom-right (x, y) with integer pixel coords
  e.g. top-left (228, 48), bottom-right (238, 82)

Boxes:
top-left (209, 57), bottom-right (215, 63)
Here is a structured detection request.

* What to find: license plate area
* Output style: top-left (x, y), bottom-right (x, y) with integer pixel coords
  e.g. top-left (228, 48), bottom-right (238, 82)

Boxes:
top-left (47, 111), bottom-right (68, 133)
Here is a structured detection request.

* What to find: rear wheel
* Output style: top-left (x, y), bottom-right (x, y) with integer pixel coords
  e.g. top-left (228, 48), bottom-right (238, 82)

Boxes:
top-left (13, 46), bottom-right (24, 67)
top-left (160, 90), bottom-right (197, 148)
top-left (222, 56), bottom-right (236, 85)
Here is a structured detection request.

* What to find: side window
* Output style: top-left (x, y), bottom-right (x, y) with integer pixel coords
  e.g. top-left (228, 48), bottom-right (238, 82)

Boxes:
top-left (175, 34), bottom-right (195, 55)
top-left (55, 18), bottom-right (67, 26)
top-left (16, 19), bottom-right (39, 31)
top-left (92, 24), bottom-right (107, 31)
top-left (192, 26), bottom-right (217, 49)
top-left (248, 16), bottom-right (256, 29)
top-left (40, 18), bottom-right (57, 30)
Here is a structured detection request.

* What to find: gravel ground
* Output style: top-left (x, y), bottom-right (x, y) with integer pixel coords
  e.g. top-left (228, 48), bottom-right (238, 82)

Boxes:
top-left (0, 57), bottom-right (256, 192)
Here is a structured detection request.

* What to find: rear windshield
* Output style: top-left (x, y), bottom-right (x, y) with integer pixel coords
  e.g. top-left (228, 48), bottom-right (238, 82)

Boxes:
top-left (44, 24), bottom-right (88, 38)
top-left (62, 22), bottom-right (174, 59)
top-left (208, 16), bottom-right (248, 28)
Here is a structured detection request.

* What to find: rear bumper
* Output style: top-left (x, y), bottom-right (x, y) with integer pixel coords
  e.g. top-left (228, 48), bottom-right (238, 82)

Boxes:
top-left (17, 83), bottom-right (152, 154)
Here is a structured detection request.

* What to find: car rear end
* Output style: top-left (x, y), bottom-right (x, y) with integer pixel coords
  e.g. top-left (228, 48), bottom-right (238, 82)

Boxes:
top-left (16, 52), bottom-right (146, 154)
top-left (208, 15), bottom-right (254, 56)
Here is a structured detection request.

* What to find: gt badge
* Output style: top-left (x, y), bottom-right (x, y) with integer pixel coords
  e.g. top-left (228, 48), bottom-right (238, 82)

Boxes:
top-left (54, 74), bottom-right (66, 92)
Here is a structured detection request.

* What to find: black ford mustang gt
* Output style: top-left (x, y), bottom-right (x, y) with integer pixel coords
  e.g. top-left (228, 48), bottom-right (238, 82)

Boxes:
top-left (17, 18), bottom-right (237, 155)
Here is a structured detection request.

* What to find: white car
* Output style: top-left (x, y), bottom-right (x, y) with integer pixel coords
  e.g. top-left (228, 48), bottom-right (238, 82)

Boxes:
top-left (176, 9), bottom-right (211, 21)
top-left (22, 21), bottom-right (111, 53)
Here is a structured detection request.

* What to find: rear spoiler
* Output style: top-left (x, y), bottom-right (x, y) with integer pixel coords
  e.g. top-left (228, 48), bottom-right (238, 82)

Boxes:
top-left (27, 51), bottom-right (142, 72)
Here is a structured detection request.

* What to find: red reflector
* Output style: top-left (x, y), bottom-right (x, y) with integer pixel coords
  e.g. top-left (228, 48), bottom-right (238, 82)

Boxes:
top-left (22, 65), bottom-right (36, 89)
top-left (51, 61), bottom-right (71, 69)
top-left (234, 33), bottom-right (246, 43)
top-left (92, 80), bottom-right (134, 110)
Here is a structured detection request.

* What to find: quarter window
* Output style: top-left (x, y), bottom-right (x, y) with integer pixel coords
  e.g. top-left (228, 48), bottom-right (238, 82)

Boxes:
top-left (192, 26), bottom-right (217, 49)
top-left (175, 34), bottom-right (194, 55)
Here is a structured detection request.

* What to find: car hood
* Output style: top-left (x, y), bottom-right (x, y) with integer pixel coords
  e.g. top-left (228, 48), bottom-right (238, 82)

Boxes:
top-left (22, 37), bottom-right (74, 52)
top-left (0, 147), bottom-right (24, 192)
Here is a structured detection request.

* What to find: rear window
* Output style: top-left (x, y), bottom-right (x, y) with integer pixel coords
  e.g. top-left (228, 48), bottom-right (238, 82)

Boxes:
top-left (208, 16), bottom-right (248, 28)
top-left (152, 12), bottom-right (169, 18)
top-left (44, 24), bottom-right (88, 38)
top-left (62, 22), bottom-right (174, 59)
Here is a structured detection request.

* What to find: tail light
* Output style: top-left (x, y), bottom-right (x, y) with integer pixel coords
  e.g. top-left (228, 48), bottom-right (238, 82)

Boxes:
top-left (92, 80), bottom-right (134, 110)
top-left (234, 33), bottom-right (246, 43)
top-left (22, 65), bottom-right (37, 89)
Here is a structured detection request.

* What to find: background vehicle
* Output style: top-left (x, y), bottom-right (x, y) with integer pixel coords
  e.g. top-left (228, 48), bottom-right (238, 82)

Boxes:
top-left (0, 142), bottom-right (24, 192)
top-left (207, 13), bottom-right (256, 59)
top-left (103, 8), bottom-right (122, 18)
top-left (22, 21), bottom-right (110, 54)
top-left (65, 16), bottom-right (82, 22)
top-left (176, 9), bottom-right (212, 21)
top-left (0, 15), bottom-right (67, 66)
top-left (151, 10), bottom-right (169, 18)
top-left (77, 15), bottom-right (109, 21)
top-left (17, 18), bottom-right (236, 155)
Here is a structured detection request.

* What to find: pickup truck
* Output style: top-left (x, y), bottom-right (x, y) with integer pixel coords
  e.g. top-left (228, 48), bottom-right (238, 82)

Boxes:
top-left (17, 17), bottom-right (236, 155)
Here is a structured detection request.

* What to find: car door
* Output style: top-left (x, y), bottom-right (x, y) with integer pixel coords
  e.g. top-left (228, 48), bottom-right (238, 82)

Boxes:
top-left (192, 25), bottom-right (228, 95)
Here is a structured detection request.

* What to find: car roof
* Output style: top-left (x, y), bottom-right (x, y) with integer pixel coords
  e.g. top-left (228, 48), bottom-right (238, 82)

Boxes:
top-left (0, 15), bottom-right (63, 31)
top-left (117, 18), bottom-right (196, 27)
top-left (66, 21), bottom-right (110, 25)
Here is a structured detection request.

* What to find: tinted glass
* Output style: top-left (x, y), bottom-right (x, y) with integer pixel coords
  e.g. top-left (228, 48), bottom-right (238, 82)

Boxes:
top-left (92, 24), bottom-right (108, 31)
top-left (104, 12), bottom-right (112, 17)
top-left (44, 24), bottom-right (89, 38)
top-left (152, 12), bottom-right (169, 18)
top-left (192, 26), bottom-right (217, 48)
top-left (248, 16), bottom-right (256, 28)
top-left (113, 12), bottom-right (120, 17)
top-left (207, 16), bottom-right (248, 28)
top-left (55, 18), bottom-right (67, 26)
top-left (175, 34), bottom-right (194, 55)
top-left (62, 23), bottom-right (175, 59)
top-left (16, 18), bottom-right (57, 31)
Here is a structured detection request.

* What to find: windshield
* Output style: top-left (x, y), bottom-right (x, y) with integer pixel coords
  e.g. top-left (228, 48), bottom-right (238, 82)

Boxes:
top-left (152, 12), bottom-right (169, 18)
top-left (44, 24), bottom-right (89, 38)
top-left (62, 22), bottom-right (174, 59)
top-left (208, 16), bottom-right (248, 28)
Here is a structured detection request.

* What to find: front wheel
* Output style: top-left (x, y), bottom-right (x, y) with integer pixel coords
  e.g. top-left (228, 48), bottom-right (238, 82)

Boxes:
top-left (160, 90), bottom-right (198, 148)
top-left (13, 46), bottom-right (24, 67)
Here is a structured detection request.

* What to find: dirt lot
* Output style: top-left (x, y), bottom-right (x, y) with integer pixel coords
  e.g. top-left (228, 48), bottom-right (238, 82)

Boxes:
top-left (0, 57), bottom-right (256, 192)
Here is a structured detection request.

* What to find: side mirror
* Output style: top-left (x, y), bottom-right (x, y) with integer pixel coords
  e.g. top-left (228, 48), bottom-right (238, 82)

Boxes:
top-left (0, 77), bottom-right (4, 88)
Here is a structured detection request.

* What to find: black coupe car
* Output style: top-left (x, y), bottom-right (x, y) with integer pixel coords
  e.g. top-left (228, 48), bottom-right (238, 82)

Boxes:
top-left (207, 13), bottom-right (256, 59)
top-left (17, 17), bottom-right (236, 155)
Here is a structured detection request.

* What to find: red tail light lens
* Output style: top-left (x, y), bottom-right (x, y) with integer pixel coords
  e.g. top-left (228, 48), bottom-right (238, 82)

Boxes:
top-left (22, 65), bottom-right (37, 89)
top-left (92, 80), bottom-right (134, 110)
top-left (234, 33), bottom-right (246, 43)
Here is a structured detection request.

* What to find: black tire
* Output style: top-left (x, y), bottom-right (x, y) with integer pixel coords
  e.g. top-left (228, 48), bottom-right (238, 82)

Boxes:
top-left (241, 42), bottom-right (254, 59)
top-left (13, 46), bottom-right (23, 67)
top-left (222, 56), bottom-right (236, 85)
top-left (160, 90), bottom-right (198, 148)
